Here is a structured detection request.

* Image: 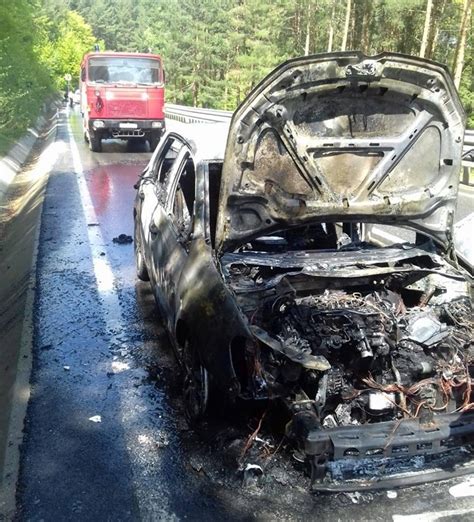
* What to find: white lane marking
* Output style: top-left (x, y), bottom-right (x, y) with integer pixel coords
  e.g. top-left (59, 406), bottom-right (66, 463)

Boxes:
top-left (393, 507), bottom-right (474, 522)
top-left (68, 120), bottom-right (176, 520)
top-left (449, 477), bottom-right (474, 498)
top-left (69, 122), bottom-right (123, 328)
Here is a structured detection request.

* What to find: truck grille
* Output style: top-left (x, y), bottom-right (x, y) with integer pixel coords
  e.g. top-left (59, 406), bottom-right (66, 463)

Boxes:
top-left (108, 101), bottom-right (147, 118)
top-left (112, 129), bottom-right (145, 138)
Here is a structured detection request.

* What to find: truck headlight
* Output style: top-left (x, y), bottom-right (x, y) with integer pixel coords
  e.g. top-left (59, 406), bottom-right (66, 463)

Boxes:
top-left (93, 120), bottom-right (105, 129)
top-left (151, 121), bottom-right (163, 128)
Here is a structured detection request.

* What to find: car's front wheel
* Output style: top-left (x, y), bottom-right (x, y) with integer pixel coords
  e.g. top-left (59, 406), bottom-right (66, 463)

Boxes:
top-left (134, 220), bottom-right (149, 281)
top-left (183, 338), bottom-right (209, 423)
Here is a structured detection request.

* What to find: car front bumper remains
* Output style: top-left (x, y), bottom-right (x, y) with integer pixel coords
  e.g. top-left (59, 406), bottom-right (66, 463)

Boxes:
top-left (306, 411), bottom-right (474, 491)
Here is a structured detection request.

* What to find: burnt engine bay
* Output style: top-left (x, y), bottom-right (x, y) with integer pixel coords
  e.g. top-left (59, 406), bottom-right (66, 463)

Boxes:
top-left (222, 238), bottom-right (474, 487)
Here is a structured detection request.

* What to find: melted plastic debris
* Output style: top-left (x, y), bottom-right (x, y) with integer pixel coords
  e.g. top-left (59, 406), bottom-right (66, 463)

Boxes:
top-left (112, 234), bottom-right (133, 244)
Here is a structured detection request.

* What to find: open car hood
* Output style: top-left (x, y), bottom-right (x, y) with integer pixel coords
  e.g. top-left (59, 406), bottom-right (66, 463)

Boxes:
top-left (216, 52), bottom-right (465, 253)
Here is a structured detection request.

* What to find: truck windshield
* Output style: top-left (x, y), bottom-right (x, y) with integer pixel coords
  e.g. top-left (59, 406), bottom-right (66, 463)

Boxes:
top-left (88, 57), bottom-right (161, 85)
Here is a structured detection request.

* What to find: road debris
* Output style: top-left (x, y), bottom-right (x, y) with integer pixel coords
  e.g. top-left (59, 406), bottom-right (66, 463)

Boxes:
top-left (112, 234), bottom-right (133, 244)
top-left (243, 463), bottom-right (264, 487)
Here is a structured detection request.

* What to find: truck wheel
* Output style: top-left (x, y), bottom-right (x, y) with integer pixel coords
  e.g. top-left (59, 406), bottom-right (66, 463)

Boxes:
top-left (148, 134), bottom-right (160, 152)
top-left (89, 134), bottom-right (102, 152)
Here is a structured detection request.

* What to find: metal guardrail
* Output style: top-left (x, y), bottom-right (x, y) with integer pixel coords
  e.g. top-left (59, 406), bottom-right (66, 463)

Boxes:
top-left (165, 103), bottom-right (231, 124)
top-left (165, 103), bottom-right (473, 183)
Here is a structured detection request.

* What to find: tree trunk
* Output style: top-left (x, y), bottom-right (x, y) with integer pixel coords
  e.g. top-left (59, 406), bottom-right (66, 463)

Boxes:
top-left (348, 0), bottom-right (356, 50)
top-left (327, 1), bottom-right (336, 52)
top-left (341, 0), bottom-right (351, 51)
top-left (425, 0), bottom-right (446, 58)
top-left (420, 0), bottom-right (434, 58)
top-left (361, 2), bottom-right (372, 53)
top-left (304, 2), bottom-right (311, 55)
top-left (453, 0), bottom-right (472, 89)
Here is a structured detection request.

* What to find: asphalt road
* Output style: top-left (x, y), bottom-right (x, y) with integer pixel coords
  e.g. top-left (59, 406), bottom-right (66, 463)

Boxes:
top-left (2, 107), bottom-right (474, 521)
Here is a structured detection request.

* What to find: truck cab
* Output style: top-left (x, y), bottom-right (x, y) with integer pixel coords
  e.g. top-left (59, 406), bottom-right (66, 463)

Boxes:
top-left (80, 52), bottom-right (165, 152)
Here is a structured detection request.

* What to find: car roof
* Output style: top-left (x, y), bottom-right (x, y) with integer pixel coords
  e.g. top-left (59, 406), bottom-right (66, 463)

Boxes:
top-left (164, 123), bottom-right (229, 162)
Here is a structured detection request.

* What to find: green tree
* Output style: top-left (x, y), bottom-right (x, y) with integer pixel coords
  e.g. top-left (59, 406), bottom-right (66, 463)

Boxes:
top-left (39, 11), bottom-right (97, 90)
top-left (0, 0), bottom-right (51, 150)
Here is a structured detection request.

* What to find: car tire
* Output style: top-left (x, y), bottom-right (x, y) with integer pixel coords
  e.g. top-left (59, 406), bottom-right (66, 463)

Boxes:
top-left (182, 338), bottom-right (209, 424)
top-left (134, 220), bottom-right (149, 281)
top-left (89, 134), bottom-right (102, 152)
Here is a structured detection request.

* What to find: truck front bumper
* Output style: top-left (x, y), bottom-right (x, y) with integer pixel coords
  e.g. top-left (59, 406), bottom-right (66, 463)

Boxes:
top-left (89, 119), bottom-right (165, 138)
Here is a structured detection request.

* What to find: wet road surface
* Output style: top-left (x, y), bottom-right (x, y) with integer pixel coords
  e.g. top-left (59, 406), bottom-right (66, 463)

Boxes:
top-left (7, 108), bottom-right (474, 521)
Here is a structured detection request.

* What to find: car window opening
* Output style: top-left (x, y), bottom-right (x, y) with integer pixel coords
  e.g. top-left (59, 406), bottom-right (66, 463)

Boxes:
top-left (172, 158), bottom-right (196, 238)
top-left (156, 138), bottom-right (181, 183)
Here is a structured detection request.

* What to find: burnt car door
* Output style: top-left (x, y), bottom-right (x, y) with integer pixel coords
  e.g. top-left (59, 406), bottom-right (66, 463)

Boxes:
top-left (139, 135), bottom-right (184, 284)
top-left (149, 147), bottom-right (196, 327)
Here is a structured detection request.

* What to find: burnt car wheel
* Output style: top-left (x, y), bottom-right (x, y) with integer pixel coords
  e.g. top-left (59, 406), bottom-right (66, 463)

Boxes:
top-left (183, 338), bottom-right (209, 423)
top-left (134, 220), bottom-right (149, 281)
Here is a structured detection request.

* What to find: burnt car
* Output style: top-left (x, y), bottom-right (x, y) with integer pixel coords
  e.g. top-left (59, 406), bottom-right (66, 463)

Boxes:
top-left (134, 52), bottom-right (474, 490)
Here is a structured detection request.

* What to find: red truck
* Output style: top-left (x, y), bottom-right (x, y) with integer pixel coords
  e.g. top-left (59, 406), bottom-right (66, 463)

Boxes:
top-left (80, 51), bottom-right (165, 152)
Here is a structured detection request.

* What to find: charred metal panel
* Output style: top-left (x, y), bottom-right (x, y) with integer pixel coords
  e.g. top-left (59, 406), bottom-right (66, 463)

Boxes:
top-left (217, 52), bottom-right (466, 252)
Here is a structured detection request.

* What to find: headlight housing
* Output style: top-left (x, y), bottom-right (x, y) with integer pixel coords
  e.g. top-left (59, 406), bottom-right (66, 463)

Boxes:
top-left (93, 120), bottom-right (105, 129)
top-left (151, 121), bottom-right (164, 128)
